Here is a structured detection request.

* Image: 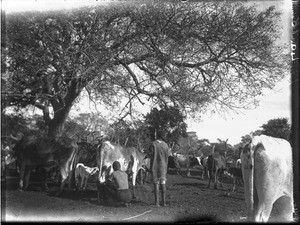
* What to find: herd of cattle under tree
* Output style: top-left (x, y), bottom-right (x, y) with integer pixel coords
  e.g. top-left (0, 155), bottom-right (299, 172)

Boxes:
top-left (1, 134), bottom-right (295, 222)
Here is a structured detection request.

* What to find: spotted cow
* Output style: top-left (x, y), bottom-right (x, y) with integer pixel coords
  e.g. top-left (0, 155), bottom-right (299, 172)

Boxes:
top-left (96, 141), bottom-right (148, 203)
top-left (241, 135), bottom-right (294, 222)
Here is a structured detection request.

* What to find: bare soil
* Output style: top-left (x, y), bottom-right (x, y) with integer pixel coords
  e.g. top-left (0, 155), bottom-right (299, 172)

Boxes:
top-left (1, 167), bottom-right (287, 223)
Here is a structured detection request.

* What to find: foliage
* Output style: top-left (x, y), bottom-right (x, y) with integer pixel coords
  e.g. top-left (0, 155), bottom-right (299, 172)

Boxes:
top-left (175, 132), bottom-right (209, 156)
top-left (235, 117), bottom-right (291, 158)
top-left (260, 117), bottom-right (291, 141)
top-left (2, 2), bottom-right (289, 137)
top-left (1, 113), bottom-right (46, 139)
top-left (67, 113), bottom-right (112, 143)
top-left (75, 142), bottom-right (98, 167)
top-left (144, 105), bottom-right (187, 144)
top-left (109, 120), bottom-right (152, 152)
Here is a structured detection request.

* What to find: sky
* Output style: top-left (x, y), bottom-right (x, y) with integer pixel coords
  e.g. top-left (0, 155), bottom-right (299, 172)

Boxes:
top-left (187, 78), bottom-right (292, 145)
top-left (3, 0), bottom-right (294, 145)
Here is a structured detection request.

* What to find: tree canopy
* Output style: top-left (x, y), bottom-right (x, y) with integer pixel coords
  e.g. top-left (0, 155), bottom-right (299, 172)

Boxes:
top-left (1, 1), bottom-right (289, 137)
top-left (260, 117), bottom-right (291, 141)
top-left (144, 105), bottom-right (187, 144)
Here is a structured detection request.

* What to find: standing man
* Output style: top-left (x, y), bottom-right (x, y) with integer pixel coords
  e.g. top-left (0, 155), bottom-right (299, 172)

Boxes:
top-left (150, 140), bottom-right (171, 207)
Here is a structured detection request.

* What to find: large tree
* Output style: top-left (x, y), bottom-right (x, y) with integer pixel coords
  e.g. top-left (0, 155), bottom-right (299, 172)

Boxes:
top-left (1, 1), bottom-right (289, 137)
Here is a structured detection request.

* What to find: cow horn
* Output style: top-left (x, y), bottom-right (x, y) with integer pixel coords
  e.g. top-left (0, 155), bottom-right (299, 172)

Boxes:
top-left (10, 134), bottom-right (20, 141)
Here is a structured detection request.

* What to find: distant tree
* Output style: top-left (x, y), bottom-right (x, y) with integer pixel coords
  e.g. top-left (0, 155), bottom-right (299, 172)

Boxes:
top-left (63, 119), bottom-right (86, 142)
top-left (2, 2), bottom-right (289, 137)
top-left (240, 134), bottom-right (252, 145)
top-left (71, 113), bottom-right (111, 143)
top-left (260, 118), bottom-right (291, 141)
top-left (144, 105), bottom-right (187, 144)
top-left (177, 132), bottom-right (200, 155)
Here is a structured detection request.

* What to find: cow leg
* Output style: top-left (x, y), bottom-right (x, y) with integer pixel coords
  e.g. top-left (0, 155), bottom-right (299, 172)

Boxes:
top-left (18, 163), bottom-right (26, 190)
top-left (213, 173), bottom-right (218, 189)
top-left (154, 183), bottom-right (160, 207)
top-left (206, 168), bottom-right (210, 180)
top-left (254, 200), bottom-right (273, 222)
top-left (219, 172), bottom-right (223, 189)
top-left (84, 177), bottom-right (88, 190)
top-left (67, 170), bottom-right (72, 191)
top-left (97, 182), bottom-right (106, 204)
top-left (131, 169), bottom-right (138, 199)
top-left (232, 176), bottom-right (237, 192)
top-left (207, 171), bottom-right (211, 188)
top-left (24, 167), bottom-right (32, 190)
top-left (187, 169), bottom-right (191, 177)
top-left (57, 171), bottom-right (68, 195)
top-left (140, 170), bottom-right (144, 185)
top-left (161, 183), bottom-right (167, 207)
top-left (40, 168), bottom-right (48, 191)
top-left (97, 182), bottom-right (101, 203)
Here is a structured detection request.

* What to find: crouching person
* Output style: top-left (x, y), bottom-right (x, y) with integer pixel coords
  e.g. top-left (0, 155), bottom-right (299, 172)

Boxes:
top-left (104, 161), bottom-right (132, 207)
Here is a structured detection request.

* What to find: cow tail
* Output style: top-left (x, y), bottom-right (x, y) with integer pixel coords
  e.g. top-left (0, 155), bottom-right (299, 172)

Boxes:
top-left (241, 142), bottom-right (255, 221)
top-left (209, 154), bottom-right (214, 177)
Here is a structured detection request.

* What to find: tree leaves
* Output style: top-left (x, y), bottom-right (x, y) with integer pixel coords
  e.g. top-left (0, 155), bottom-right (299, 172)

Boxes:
top-left (2, 2), bottom-right (289, 136)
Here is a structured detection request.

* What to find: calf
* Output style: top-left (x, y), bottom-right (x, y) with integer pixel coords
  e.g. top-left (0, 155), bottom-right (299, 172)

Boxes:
top-left (207, 153), bottom-right (226, 189)
top-left (75, 163), bottom-right (99, 191)
top-left (241, 135), bottom-right (294, 222)
top-left (224, 167), bottom-right (243, 192)
top-left (137, 157), bottom-right (150, 185)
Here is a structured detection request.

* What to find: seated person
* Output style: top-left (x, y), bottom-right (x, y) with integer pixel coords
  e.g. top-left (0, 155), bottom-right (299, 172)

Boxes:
top-left (104, 161), bottom-right (133, 206)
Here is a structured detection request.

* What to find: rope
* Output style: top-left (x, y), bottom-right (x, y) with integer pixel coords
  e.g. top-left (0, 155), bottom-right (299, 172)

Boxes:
top-left (121, 210), bottom-right (152, 221)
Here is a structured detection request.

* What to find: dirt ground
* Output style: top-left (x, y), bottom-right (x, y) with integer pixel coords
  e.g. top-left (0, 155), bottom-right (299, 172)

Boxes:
top-left (0, 167), bottom-right (293, 223)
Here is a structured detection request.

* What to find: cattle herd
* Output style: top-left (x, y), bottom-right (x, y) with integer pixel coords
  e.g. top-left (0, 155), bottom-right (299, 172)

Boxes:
top-left (1, 134), bottom-right (296, 222)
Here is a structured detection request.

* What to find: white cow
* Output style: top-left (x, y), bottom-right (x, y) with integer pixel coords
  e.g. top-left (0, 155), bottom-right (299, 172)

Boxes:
top-left (75, 163), bottom-right (99, 191)
top-left (241, 135), bottom-right (294, 222)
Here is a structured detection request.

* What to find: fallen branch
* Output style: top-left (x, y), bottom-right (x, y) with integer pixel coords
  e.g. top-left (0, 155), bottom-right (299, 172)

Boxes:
top-left (121, 210), bottom-right (152, 221)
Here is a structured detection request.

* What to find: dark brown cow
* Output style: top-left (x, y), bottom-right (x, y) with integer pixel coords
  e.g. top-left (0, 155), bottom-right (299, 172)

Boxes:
top-left (224, 167), bottom-right (243, 192)
top-left (12, 136), bottom-right (78, 193)
top-left (96, 141), bottom-right (148, 203)
top-left (150, 140), bottom-right (172, 207)
top-left (207, 153), bottom-right (226, 189)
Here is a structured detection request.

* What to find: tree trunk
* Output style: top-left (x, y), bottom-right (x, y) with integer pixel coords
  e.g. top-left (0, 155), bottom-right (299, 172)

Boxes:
top-left (48, 121), bottom-right (65, 138)
top-left (44, 78), bottom-right (83, 138)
